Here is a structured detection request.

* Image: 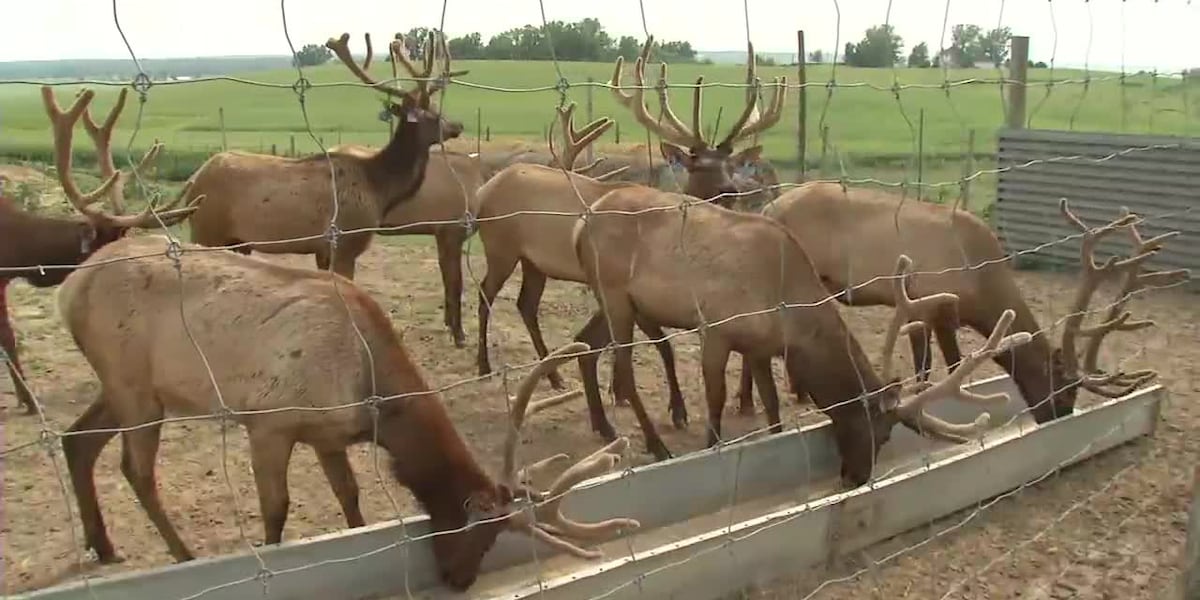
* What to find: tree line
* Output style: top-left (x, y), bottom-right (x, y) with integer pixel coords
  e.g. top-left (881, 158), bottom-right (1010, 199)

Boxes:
top-left (293, 19), bottom-right (704, 67)
top-left (831, 23), bottom-right (1048, 69)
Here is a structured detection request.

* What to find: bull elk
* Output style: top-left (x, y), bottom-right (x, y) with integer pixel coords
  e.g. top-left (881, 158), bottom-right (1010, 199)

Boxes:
top-left (750, 182), bottom-right (1189, 424)
top-left (56, 234), bottom-right (639, 590)
top-left (0, 86), bottom-right (200, 414)
top-left (472, 103), bottom-right (692, 436)
top-left (184, 31), bottom-right (466, 279)
top-left (568, 184), bottom-right (1169, 481)
top-left (609, 37), bottom-right (787, 211)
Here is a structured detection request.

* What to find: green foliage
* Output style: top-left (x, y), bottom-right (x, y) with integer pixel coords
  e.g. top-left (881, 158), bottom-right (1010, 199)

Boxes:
top-left (292, 44), bottom-right (332, 68)
top-left (442, 19), bottom-right (697, 63)
top-left (907, 43), bottom-right (931, 68)
top-left (845, 25), bottom-right (904, 68)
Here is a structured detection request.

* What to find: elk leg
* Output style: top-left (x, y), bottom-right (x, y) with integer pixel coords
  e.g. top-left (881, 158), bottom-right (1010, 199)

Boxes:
top-left (515, 261), bottom-right (566, 390)
top-left (119, 419), bottom-right (194, 562)
top-left (749, 357), bottom-right (783, 434)
top-left (0, 288), bottom-right (35, 414)
top-left (906, 323), bottom-right (934, 382)
top-left (734, 355), bottom-right (756, 416)
top-left (602, 296), bottom-right (672, 460)
top-left (435, 229), bottom-right (466, 348)
top-left (62, 398), bottom-right (122, 563)
top-left (701, 337), bottom-right (733, 448)
top-left (632, 315), bottom-right (688, 429)
top-left (932, 317), bottom-right (964, 374)
top-left (573, 311), bottom-right (618, 441)
top-left (315, 448), bottom-right (364, 529)
top-left (248, 430), bottom-right (297, 546)
top-left (476, 252), bottom-right (518, 377)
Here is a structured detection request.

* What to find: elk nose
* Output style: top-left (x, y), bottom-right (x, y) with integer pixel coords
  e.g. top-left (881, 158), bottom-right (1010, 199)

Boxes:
top-left (443, 120), bottom-right (464, 139)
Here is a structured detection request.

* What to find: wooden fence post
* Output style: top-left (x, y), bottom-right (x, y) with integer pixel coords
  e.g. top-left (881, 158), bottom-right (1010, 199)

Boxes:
top-left (586, 76), bottom-right (596, 166)
top-left (796, 30), bottom-right (807, 181)
top-left (1007, 36), bottom-right (1030, 129)
top-left (218, 107), bottom-right (228, 151)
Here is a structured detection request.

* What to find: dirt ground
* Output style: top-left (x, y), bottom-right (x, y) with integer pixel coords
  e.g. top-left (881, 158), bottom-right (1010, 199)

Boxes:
top-left (2, 228), bottom-right (1197, 598)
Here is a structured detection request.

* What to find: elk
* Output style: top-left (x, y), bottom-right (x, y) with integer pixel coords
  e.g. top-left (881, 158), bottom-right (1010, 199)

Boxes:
top-left (184, 31), bottom-right (466, 279)
top-left (472, 103), bottom-right (693, 437)
top-left (569, 184), bottom-right (1171, 478)
top-left (609, 37), bottom-right (787, 211)
top-left (56, 232), bottom-right (639, 590)
top-left (748, 182), bottom-right (1189, 424)
top-left (0, 86), bottom-right (200, 414)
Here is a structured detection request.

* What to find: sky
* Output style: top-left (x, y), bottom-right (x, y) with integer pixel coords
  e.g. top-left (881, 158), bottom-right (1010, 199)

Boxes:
top-left (5, 0), bottom-right (1199, 72)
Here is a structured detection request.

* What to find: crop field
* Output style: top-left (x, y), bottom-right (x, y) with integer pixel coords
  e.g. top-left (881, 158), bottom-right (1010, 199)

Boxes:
top-left (2, 54), bottom-right (1200, 600)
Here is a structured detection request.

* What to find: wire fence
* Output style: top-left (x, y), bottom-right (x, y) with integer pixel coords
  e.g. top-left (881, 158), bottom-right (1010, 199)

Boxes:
top-left (2, 0), bottom-right (1198, 598)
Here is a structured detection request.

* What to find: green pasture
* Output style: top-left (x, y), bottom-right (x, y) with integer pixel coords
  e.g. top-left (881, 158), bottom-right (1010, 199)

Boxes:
top-left (1, 60), bottom-right (1196, 187)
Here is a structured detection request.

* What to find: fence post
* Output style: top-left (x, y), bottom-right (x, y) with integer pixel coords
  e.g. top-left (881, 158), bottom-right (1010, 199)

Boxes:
top-left (796, 30), bottom-right (807, 181)
top-left (289, 135), bottom-right (296, 157)
top-left (615, 121), bottom-right (621, 144)
top-left (1181, 465), bottom-right (1200, 599)
top-left (1007, 36), bottom-right (1030, 129)
top-left (586, 76), bottom-right (596, 167)
top-left (218, 107), bottom-right (228, 151)
top-left (476, 107), bottom-right (483, 155)
top-left (916, 108), bottom-right (925, 201)
top-left (820, 125), bottom-right (829, 171)
top-left (961, 128), bottom-right (976, 210)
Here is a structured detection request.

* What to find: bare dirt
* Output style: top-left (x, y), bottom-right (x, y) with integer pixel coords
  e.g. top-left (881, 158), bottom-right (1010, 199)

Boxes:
top-left (2, 229), bottom-right (1197, 599)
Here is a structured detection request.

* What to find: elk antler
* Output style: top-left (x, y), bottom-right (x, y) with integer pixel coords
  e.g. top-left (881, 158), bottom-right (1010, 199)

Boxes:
top-left (1058, 199), bottom-right (1190, 397)
top-left (327, 30), bottom-right (468, 108)
top-left (41, 86), bottom-right (201, 230)
top-left (879, 255), bottom-right (1034, 443)
top-left (500, 342), bottom-right (641, 558)
top-left (389, 30), bottom-right (469, 107)
top-left (546, 102), bottom-right (629, 181)
top-left (714, 41), bottom-right (788, 149)
top-left (609, 36), bottom-right (701, 149)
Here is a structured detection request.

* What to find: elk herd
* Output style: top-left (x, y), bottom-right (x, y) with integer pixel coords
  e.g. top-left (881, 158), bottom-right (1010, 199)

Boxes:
top-left (0, 30), bottom-right (1190, 593)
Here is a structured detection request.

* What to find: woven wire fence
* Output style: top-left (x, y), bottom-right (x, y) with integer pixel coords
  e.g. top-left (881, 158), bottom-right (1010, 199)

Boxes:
top-left (2, 0), bottom-right (1198, 598)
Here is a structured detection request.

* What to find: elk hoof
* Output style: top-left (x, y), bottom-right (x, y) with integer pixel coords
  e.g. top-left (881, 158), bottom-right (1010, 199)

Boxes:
top-left (546, 371), bottom-right (567, 391)
top-left (93, 546), bottom-right (124, 565)
top-left (670, 408), bottom-right (688, 430)
top-left (593, 422), bottom-right (618, 442)
top-left (451, 332), bottom-right (466, 349)
top-left (613, 397), bottom-right (631, 408)
top-left (647, 439), bottom-right (673, 461)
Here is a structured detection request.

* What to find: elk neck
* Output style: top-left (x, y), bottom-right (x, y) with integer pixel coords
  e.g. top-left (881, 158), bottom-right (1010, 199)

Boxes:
top-left (967, 276), bottom-right (1068, 424)
top-left (0, 208), bottom-right (110, 288)
top-left (366, 121), bottom-right (434, 216)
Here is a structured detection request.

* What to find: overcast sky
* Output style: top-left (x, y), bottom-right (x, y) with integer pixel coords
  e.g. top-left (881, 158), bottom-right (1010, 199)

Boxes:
top-left (6, 0), bottom-right (1198, 72)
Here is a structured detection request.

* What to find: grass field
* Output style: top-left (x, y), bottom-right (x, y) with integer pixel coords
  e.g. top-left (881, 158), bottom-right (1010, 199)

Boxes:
top-left (2, 60), bottom-right (1197, 185)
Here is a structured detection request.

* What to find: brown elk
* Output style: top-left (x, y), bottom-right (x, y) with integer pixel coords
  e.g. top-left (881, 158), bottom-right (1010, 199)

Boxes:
top-left (568, 185), bottom-right (1171, 479)
top-left (184, 31), bottom-right (466, 279)
top-left (56, 232), bottom-right (638, 590)
top-left (748, 182), bottom-right (1189, 424)
top-left (0, 86), bottom-right (200, 414)
top-left (609, 37), bottom-right (787, 211)
top-left (472, 103), bottom-right (693, 438)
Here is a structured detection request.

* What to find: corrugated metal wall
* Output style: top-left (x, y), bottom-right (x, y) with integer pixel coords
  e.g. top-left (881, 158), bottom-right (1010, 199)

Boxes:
top-left (992, 127), bottom-right (1200, 291)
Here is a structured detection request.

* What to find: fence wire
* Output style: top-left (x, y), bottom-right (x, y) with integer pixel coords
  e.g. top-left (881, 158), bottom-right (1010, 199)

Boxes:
top-left (1, 1), bottom-right (1198, 600)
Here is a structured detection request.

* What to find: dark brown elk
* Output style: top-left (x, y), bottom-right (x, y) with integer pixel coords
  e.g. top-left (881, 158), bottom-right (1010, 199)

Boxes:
top-left (184, 31), bottom-right (466, 279)
top-left (751, 182), bottom-right (1189, 424)
top-left (609, 37), bottom-right (786, 211)
top-left (568, 184), bottom-right (1169, 480)
top-left (56, 232), bottom-right (638, 590)
top-left (0, 86), bottom-right (200, 414)
top-left (472, 103), bottom-right (692, 436)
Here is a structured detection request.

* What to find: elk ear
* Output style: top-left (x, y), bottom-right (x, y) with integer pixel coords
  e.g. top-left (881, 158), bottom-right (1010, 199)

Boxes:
top-left (659, 142), bottom-right (692, 170)
top-left (731, 145), bottom-right (764, 169)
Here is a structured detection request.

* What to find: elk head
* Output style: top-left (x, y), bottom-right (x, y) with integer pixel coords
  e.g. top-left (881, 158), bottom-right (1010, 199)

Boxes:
top-left (33, 85), bottom-right (201, 286)
top-left (547, 102), bottom-right (630, 181)
top-left (425, 342), bottom-right (640, 589)
top-left (609, 37), bottom-right (786, 208)
top-left (325, 31), bottom-right (467, 148)
top-left (831, 254), bottom-right (1035, 485)
top-left (1041, 199), bottom-right (1190, 420)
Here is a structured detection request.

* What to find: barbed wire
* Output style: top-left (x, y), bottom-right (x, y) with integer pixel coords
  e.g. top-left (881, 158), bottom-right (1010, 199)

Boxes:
top-left (2, 1), bottom-right (1196, 599)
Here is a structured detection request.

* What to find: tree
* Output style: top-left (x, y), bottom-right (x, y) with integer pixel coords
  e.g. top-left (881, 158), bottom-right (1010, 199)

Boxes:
top-left (845, 24), bottom-right (903, 68)
top-left (980, 26), bottom-right (1013, 67)
top-left (949, 24), bottom-right (983, 67)
top-left (656, 40), bottom-right (697, 63)
top-left (808, 49), bottom-right (825, 63)
top-left (756, 53), bottom-right (777, 66)
top-left (616, 36), bottom-right (641, 60)
top-left (907, 42), bottom-right (931, 68)
top-left (447, 33), bottom-right (484, 59)
top-left (292, 43), bottom-right (331, 67)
